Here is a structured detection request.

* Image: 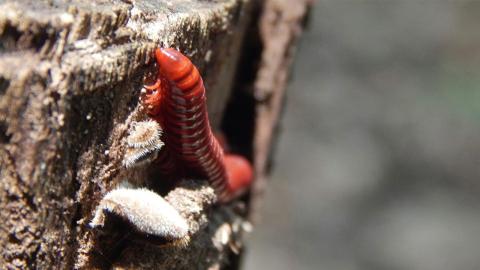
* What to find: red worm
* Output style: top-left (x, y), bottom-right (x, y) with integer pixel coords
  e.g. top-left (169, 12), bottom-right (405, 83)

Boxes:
top-left (143, 48), bottom-right (253, 202)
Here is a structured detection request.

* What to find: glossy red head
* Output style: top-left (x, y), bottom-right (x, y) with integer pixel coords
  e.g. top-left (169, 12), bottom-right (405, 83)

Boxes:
top-left (155, 48), bottom-right (193, 81)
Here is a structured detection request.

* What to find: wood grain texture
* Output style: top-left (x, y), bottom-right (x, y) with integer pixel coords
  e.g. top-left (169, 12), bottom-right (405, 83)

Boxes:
top-left (0, 0), bottom-right (252, 268)
top-left (0, 0), bottom-right (311, 268)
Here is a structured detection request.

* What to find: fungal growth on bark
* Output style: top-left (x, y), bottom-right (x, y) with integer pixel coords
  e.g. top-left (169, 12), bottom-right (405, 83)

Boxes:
top-left (90, 186), bottom-right (190, 247)
top-left (123, 120), bottom-right (165, 169)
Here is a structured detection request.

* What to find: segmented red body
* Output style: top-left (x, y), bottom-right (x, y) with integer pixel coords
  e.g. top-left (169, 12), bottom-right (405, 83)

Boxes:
top-left (142, 48), bottom-right (252, 202)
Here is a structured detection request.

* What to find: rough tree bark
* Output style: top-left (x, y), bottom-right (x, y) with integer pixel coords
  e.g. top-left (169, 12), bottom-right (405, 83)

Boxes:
top-left (0, 0), bottom-right (311, 269)
top-left (251, 0), bottom-right (311, 222)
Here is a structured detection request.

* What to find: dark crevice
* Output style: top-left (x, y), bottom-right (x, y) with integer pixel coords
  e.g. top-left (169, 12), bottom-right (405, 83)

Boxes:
top-left (0, 76), bottom-right (10, 96)
top-left (88, 214), bottom-right (133, 268)
top-left (221, 89), bottom-right (256, 160)
top-left (221, 7), bottom-right (262, 269)
top-left (221, 3), bottom-right (262, 161)
top-left (22, 192), bottom-right (38, 212)
top-left (0, 121), bottom-right (11, 143)
top-left (0, 22), bottom-right (53, 52)
top-left (29, 242), bottom-right (41, 269)
top-left (0, 24), bottom-right (22, 51)
top-left (0, 75), bottom-right (11, 143)
top-left (8, 233), bottom-right (22, 245)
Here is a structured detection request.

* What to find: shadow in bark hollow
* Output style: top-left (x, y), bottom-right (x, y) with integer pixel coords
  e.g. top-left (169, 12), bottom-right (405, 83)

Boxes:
top-left (0, 121), bottom-right (10, 143)
top-left (0, 76), bottom-right (11, 143)
top-left (0, 75), bottom-right (9, 95)
top-left (0, 22), bottom-right (53, 52)
top-left (87, 214), bottom-right (133, 269)
top-left (220, 4), bottom-right (262, 269)
top-left (221, 3), bottom-right (262, 162)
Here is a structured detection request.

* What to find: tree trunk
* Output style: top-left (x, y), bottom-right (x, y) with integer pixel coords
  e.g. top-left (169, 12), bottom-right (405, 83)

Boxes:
top-left (0, 0), bottom-right (311, 269)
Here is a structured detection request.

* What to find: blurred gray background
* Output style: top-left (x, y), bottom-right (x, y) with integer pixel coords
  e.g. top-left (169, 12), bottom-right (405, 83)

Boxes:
top-left (244, 1), bottom-right (480, 270)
